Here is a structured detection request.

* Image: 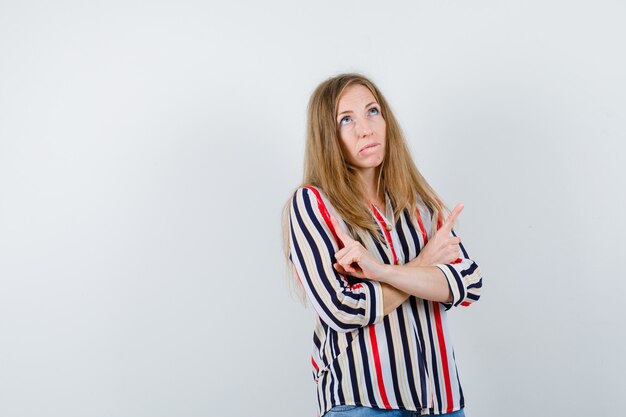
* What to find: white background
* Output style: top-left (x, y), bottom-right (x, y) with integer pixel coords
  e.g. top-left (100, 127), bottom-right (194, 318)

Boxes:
top-left (1, 1), bottom-right (625, 416)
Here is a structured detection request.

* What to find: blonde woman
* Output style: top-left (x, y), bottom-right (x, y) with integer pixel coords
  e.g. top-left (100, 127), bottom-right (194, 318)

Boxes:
top-left (285, 73), bottom-right (483, 417)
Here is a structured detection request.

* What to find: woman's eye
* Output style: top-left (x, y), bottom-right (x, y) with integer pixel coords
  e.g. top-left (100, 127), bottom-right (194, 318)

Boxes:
top-left (339, 116), bottom-right (352, 126)
top-left (368, 107), bottom-right (380, 116)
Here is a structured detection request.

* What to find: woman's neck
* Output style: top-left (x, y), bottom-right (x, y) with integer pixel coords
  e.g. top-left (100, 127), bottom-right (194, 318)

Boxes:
top-left (357, 168), bottom-right (384, 209)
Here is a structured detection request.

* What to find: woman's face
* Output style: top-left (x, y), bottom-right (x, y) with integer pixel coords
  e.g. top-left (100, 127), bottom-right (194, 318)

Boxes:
top-left (336, 84), bottom-right (386, 175)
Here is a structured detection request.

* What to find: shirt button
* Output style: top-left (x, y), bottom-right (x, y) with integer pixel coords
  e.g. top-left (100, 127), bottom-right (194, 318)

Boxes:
top-left (386, 224), bottom-right (392, 231)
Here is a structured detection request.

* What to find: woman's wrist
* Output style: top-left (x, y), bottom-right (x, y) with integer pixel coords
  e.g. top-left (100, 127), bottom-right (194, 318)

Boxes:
top-left (407, 256), bottom-right (424, 267)
top-left (374, 263), bottom-right (397, 284)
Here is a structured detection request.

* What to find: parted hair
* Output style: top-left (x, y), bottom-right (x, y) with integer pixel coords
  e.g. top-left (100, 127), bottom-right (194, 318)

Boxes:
top-left (283, 73), bottom-right (445, 299)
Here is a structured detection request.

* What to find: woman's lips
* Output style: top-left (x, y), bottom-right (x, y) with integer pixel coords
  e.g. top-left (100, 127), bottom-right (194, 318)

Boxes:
top-left (359, 143), bottom-right (379, 153)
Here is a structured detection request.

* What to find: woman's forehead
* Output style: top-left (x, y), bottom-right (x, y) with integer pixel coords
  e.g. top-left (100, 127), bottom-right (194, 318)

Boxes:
top-left (337, 84), bottom-right (377, 113)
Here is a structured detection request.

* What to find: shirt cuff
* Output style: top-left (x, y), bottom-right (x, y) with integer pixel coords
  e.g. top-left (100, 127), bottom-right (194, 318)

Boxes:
top-left (435, 263), bottom-right (464, 310)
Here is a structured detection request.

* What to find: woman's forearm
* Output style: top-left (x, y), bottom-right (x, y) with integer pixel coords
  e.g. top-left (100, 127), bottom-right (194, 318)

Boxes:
top-left (376, 264), bottom-right (452, 303)
top-left (380, 283), bottom-right (410, 315)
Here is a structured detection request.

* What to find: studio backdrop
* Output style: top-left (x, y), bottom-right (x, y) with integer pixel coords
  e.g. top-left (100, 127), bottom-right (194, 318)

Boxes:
top-left (0, 1), bottom-right (624, 416)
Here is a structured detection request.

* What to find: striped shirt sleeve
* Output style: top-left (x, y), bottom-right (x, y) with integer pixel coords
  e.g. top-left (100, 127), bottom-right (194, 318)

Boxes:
top-left (288, 187), bottom-right (385, 332)
top-left (435, 230), bottom-right (484, 310)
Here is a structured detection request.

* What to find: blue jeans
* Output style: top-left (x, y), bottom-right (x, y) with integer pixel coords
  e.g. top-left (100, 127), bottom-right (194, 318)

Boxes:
top-left (324, 406), bottom-right (466, 417)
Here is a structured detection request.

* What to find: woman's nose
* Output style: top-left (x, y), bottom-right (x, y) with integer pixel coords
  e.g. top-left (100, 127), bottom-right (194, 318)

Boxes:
top-left (356, 119), bottom-right (373, 137)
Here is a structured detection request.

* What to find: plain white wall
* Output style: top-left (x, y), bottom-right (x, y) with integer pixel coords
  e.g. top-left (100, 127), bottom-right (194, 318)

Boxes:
top-left (1, 1), bottom-right (624, 416)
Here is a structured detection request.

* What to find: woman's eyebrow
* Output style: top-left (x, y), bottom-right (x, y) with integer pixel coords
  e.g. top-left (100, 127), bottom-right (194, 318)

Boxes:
top-left (337, 102), bottom-right (378, 117)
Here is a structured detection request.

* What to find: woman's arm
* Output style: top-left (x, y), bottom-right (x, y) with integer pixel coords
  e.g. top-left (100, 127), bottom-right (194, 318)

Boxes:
top-left (333, 204), bottom-right (481, 306)
top-left (380, 284), bottom-right (410, 316)
top-left (377, 265), bottom-right (452, 303)
top-left (289, 187), bottom-right (385, 332)
top-left (334, 242), bottom-right (454, 304)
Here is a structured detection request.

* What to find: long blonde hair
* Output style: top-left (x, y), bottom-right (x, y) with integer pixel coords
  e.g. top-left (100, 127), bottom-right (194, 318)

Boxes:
top-left (282, 73), bottom-right (445, 298)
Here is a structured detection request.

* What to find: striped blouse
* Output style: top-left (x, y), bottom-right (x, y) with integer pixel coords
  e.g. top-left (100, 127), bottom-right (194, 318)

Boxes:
top-left (288, 186), bottom-right (483, 416)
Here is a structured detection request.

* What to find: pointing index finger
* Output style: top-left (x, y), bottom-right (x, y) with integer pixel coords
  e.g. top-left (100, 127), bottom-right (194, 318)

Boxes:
top-left (330, 215), bottom-right (353, 246)
top-left (442, 203), bottom-right (464, 231)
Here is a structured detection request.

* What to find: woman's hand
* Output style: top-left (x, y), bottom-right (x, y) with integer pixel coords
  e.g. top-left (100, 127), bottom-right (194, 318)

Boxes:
top-left (330, 216), bottom-right (387, 281)
top-left (409, 204), bottom-right (464, 267)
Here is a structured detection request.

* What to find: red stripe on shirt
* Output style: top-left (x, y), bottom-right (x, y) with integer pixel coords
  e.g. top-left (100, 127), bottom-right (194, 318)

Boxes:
top-left (433, 303), bottom-right (454, 412)
top-left (368, 326), bottom-right (392, 409)
top-left (305, 186), bottom-right (343, 249)
top-left (312, 356), bottom-right (319, 372)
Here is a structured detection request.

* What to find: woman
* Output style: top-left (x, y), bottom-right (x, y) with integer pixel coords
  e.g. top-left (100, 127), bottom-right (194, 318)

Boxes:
top-left (285, 73), bottom-right (483, 417)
